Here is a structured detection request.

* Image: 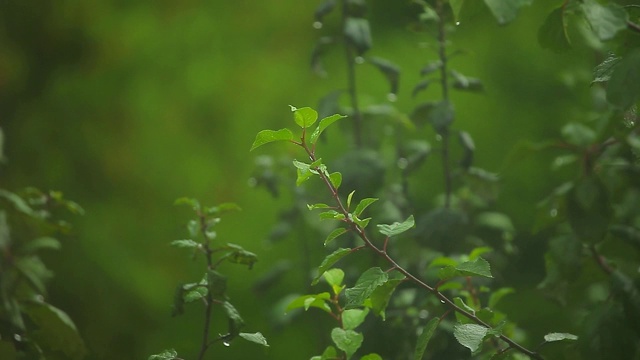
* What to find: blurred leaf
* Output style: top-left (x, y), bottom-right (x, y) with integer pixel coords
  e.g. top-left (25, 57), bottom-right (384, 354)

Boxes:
top-left (24, 301), bottom-right (86, 360)
top-left (311, 346), bottom-right (338, 360)
top-left (488, 287), bottom-right (514, 308)
top-left (290, 106), bottom-right (318, 129)
top-left (469, 246), bottom-right (492, 261)
top-left (227, 249), bottom-right (258, 269)
top-left (148, 349), bottom-right (178, 360)
top-left (310, 114), bottom-right (347, 144)
top-left (361, 354), bottom-right (383, 360)
top-left (324, 228), bottom-right (348, 246)
top-left (170, 239), bottom-right (200, 249)
top-left (251, 129), bottom-right (295, 151)
top-left (438, 258), bottom-right (493, 281)
top-left (561, 122), bottom-right (596, 147)
top-left (171, 285), bottom-right (185, 316)
top-left (610, 225), bottom-right (640, 251)
top-left (610, 270), bottom-right (640, 334)
top-left (15, 256), bottom-right (52, 294)
top-left (420, 61), bottom-right (442, 76)
top-left (345, 267), bottom-right (389, 308)
top-left (344, 17), bottom-right (372, 55)
top-left (222, 301), bottom-right (245, 336)
top-left (428, 101), bottom-right (454, 134)
top-left (19, 237), bottom-right (61, 254)
top-left (453, 323), bottom-right (488, 354)
top-left (331, 328), bottom-right (363, 359)
top-left (207, 269), bottom-right (227, 297)
top-left (592, 52), bottom-right (621, 84)
top-left (239, 332), bottom-right (269, 347)
top-left (314, 0), bottom-right (336, 22)
top-left (458, 131), bottom-right (475, 169)
top-left (286, 293), bottom-right (332, 313)
top-left (538, 7), bottom-right (571, 52)
top-left (412, 79), bottom-right (431, 98)
top-left (414, 318), bottom-right (439, 360)
top-left (319, 210), bottom-right (345, 221)
top-left (377, 215), bottom-right (415, 237)
top-left (342, 308), bottom-right (368, 330)
top-left (368, 57), bottom-right (400, 95)
top-left (450, 0), bottom-right (464, 22)
top-left (0, 211), bottom-right (9, 250)
top-left (369, 272), bottom-right (405, 320)
top-left (580, 0), bottom-right (628, 41)
top-left (399, 140), bottom-right (431, 174)
top-left (607, 49), bottom-right (640, 109)
top-left (566, 176), bottom-right (612, 243)
top-left (174, 197), bottom-right (200, 211)
top-left (483, 0), bottom-right (532, 25)
top-left (475, 212), bottom-right (514, 233)
top-left (451, 70), bottom-right (484, 92)
top-left (544, 332), bottom-right (578, 342)
top-left (312, 248), bottom-right (352, 285)
top-left (311, 36), bottom-right (334, 77)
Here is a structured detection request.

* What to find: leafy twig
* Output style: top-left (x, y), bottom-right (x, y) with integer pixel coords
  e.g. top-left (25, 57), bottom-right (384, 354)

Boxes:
top-left (435, 0), bottom-right (453, 208)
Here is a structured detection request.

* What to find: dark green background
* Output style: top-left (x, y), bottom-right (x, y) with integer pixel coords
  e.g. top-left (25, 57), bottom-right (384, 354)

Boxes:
top-left (1, 1), bottom-right (599, 358)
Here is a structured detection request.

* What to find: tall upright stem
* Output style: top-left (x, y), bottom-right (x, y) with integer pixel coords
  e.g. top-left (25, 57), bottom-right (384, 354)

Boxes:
top-left (198, 214), bottom-right (214, 360)
top-left (436, 0), bottom-right (452, 208)
top-left (341, 0), bottom-right (363, 148)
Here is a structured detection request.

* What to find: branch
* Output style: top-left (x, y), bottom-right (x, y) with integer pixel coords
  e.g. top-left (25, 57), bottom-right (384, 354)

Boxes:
top-left (435, 0), bottom-right (453, 209)
top-left (198, 214), bottom-right (215, 360)
top-left (628, 20), bottom-right (640, 34)
top-left (341, 0), bottom-right (363, 148)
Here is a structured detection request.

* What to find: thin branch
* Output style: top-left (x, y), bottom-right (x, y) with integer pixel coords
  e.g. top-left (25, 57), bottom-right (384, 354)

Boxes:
top-left (198, 214), bottom-right (215, 360)
top-left (341, 0), bottom-right (363, 148)
top-left (435, 0), bottom-right (453, 209)
top-left (628, 20), bottom-right (640, 34)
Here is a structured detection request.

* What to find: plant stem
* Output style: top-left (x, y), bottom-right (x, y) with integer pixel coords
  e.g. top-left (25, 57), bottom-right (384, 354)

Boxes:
top-left (341, 0), bottom-right (363, 148)
top-left (198, 214), bottom-right (214, 360)
top-left (435, 0), bottom-right (452, 209)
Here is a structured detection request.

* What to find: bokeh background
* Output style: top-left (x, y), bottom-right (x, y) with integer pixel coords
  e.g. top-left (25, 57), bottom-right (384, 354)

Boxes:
top-left (1, 1), bottom-right (601, 359)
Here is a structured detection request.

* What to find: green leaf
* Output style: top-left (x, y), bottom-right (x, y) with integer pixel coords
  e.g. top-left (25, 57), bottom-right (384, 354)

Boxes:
top-left (342, 308), bottom-right (369, 330)
top-left (360, 354), bottom-right (383, 360)
top-left (353, 198), bottom-right (378, 217)
top-left (607, 49), bottom-right (640, 109)
top-left (561, 122), bottom-right (597, 147)
top-left (312, 248), bottom-right (352, 285)
top-left (483, 0), bottom-right (532, 25)
top-left (544, 332), bottom-right (578, 342)
top-left (427, 101), bottom-right (454, 134)
top-left (345, 267), bottom-right (389, 308)
top-left (351, 215), bottom-right (371, 229)
top-left (566, 176), bottom-right (612, 243)
top-left (325, 228), bottom-right (348, 246)
top-left (310, 113), bottom-right (347, 144)
top-left (207, 269), bottom-right (227, 297)
top-left (331, 328), bottom-right (363, 359)
top-left (19, 237), bottom-right (61, 254)
top-left (377, 215), bottom-right (415, 237)
top-left (453, 323), bottom-right (488, 354)
top-left (222, 301), bottom-right (245, 336)
top-left (449, 0), bottom-right (464, 22)
top-left (286, 293), bottom-right (332, 313)
top-left (239, 332), bottom-right (269, 347)
top-left (368, 57), bottom-right (400, 95)
top-left (183, 279), bottom-right (208, 303)
top-left (468, 246), bottom-right (492, 261)
top-left (148, 349), bottom-right (178, 360)
top-left (227, 249), bottom-right (258, 269)
top-left (592, 52), bottom-right (621, 84)
top-left (308, 203), bottom-right (332, 210)
top-left (329, 172), bottom-right (342, 189)
top-left (414, 318), bottom-right (439, 360)
top-left (438, 257), bottom-right (493, 281)
top-left (454, 297), bottom-right (476, 324)
top-left (369, 272), bottom-right (405, 320)
top-left (319, 210), bottom-right (346, 221)
top-left (344, 17), bottom-right (372, 55)
top-left (580, 0), bottom-right (628, 41)
top-left (451, 71), bottom-right (484, 92)
top-left (323, 268), bottom-right (345, 295)
top-left (347, 190), bottom-right (356, 209)
top-left (23, 302), bottom-right (86, 360)
top-left (290, 105), bottom-right (319, 128)
top-left (310, 346), bottom-right (338, 360)
top-left (170, 239), bottom-right (200, 249)
top-left (251, 128), bottom-right (295, 151)
top-left (538, 7), bottom-right (571, 52)
top-left (0, 189), bottom-right (36, 216)
top-left (488, 287), bottom-right (515, 308)
top-left (174, 197), bottom-right (200, 210)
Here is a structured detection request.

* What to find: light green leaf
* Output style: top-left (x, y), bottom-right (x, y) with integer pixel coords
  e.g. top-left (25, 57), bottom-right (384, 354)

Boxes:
top-left (377, 215), bottom-right (415, 237)
top-left (290, 106), bottom-right (319, 128)
top-left (360, 354), bottom-right (383, 360)
top-left (468, 246), bottom-right (492, 261)
top-left (414, 318), bottom-right (439, 360)
top-left (453, 323), bottom-right (488, 354)
top-left (351, 214), bottom-right (371, 229)
top-left (345, 267), bottom-right (389, 309)
top-left (484, 0), bottom-right (532, 25)
top-left (310, 114), bottom-right (347, 144)
top-left (324, 228), bottom-right (348, 246)
top-left (226, 249), bottom-right (258, 269)
top-left (342, 308), bottom-right (369, 330)
top-left (308, 203), bottom-right (331, 210)
top-left (148, 349), bottom-right (178, 360)
top-left (353, 198), bottom-right (378, 217)
top-left (319, 210), bottom-right (346, 221)
top-left (251, 128), bottom-right (295, 151)
top-left (369, 272), bottom-right (405, 320)
top-left (566, 176), bottom-right (612, 243)
top-left (453, 297), bottom-right (476, 324)
top-left (323, 268), bottom-right (345, 294)
top-left (347, 190), bottom-right (356, 209)
top-left (239, 332), bottom-right (269, 347)
top-left (607, 49), bottom-right (640, 109)
top-left (170, 239), bottom-right (200, 249)
top-left (331, 328), bottom-right (363, 359)
top-left (538, 7), bottom-right (571, 52)
top-left (581, 0), bottom-right (628, 41)
top-left (544, 332), bottom-right (578, 342)
top-left (312, 248), bottom-right (352, 285)
top-left (488, 287), bottom-right (515, 308)
top-left (329, 172), bottom-right (342, 189)
top-left (20, 237), bottom-right (61, 254)
top-left (310, 345), bottom-right (338, 360)
top-left (286, 293), bottom-right (332, 313)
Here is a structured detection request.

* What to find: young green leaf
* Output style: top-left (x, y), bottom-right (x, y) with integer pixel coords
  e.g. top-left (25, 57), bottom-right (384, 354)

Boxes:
top-left (453, 323), bottom-right (488, 354)
top-left (353, 198), bottom-right (378, 217)
top-left (174, 197), bottom-right (200, 211)
top-left (414, 318), bottom-right (439, 360)
top-left (345, 267), bottom-right (389, 309)
top-left (342, 308), bottom-right (369, 330)
top-left (360, 354), bottom-right (383, 360)
top-left (285, 293), bottom-right (332, 313)
top-left (347, 190), bottom-right (356, 209)
top-left (368, 57), bottom-right (400, 95)
top-left (329, 172), bottom-right (342, 189)
top-left (324, 228), bottom-right (348, 246)
top-left (488, 287), bottom-right (515, 308)
top-left (290, 106), bottom-right (319, 128)
top-left (308, 203), bottom-right (331, 210)
top-left (251, 128), bottom-right (295, 151)
top-left (310, 113), bottom-right (347, 144)
top-left (377, 215), bottom-right (415, 237)
top-left (170, 239), bottom-right (200, 249)
top-left (592, 53), bottom-right (621, 84)
top-left (18, 237), bottom-right (61, 254)
top-left (606, 49), bottom-right (640, 109)
top-left (323, 268), bottom-right (345, 294)
top-left (312, 248), bottom-right (352, 285)
top-left (331, 328), bottom-right (363, 359)
top-left (239, 332), bottom-right (269, 347)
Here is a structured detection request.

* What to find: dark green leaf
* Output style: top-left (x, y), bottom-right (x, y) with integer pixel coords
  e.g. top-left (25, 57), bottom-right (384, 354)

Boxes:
top-left (580, 0), bottom-right (628, 41)
top-left (484, 0), bottom-right (532, 25)
top-left (183, 278), bottom-right (208, 303)
top-left (310, 346), bottom-right (338, 360)
top-left (342, 308), bottom-right (368, 330)
top-left (566, 176), bottom-right (612, 243)
top-left (414, 318), bottom-right (439, 360)
top-left (312, 248), bottom-right (352, 285)
top-left (19, 237), bottom-right (61, 254)
top-left (171, 285), bottom-right (186, 316)
top-left (24, 302), bottom-right (86, 359)
top-left (561, 122), bottom-right (596, 147)
top-left (345, 267), bottom-right (389, 308)
top-left (592, 52), bottom-right (621, 84)
top-left (290, 105), bottom-right (318, 128)
top-left (310, 114), bottom-right (347, 144)
top-left (325, 228), bottom-right (348, 246)
top-left (488, 287), bottom-right (515, 308)
top-left (223, 301), bottom-right (245, 336)
top-left (148, 349), bottom-right (178, 360)
top-left (428, 101), bottom-right (454, 134)
top-left (610, 225), bottom-right (640, 251)
top-left (420, 61), bottom-right (442, 76)
top-left (239, 332), bottom-right (269, 347)
top-left (538, 7), bottom-right (571, 52)
top-left (369, 272), bottom-right (405, 319)
top-left (377, 215), bottom-right (415, 237)
top-left (607, 49), bottom-right (640, 109)
top-left (207, 270), bottom-right (227, 297)
top-left (331, 328), bottom-right (363, 359)
top-left (344, 17), bottom-right (372, 55)
top-left (314, 0), bottom-right (336, 22)
top-left (250, 128), bottom-right (295, 151)
top-left (453, 323), bottom-right (488, 354)
top-left (368, 57), bottom-right (400, 95)
top-left (412, 79), bottom-right (431, 98)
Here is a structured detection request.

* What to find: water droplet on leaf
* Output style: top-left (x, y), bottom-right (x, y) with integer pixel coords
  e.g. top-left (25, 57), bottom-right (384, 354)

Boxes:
top-left (223, 341), bottom-right (230, 347)
top-left (14, 334), bottom-right (22, 342)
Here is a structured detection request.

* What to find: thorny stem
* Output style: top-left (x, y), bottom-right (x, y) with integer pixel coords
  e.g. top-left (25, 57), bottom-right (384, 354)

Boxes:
top-left (299, 143), bottom-right (544, 360)
top-left (435, 0), bottom-right (453, 209)
top-left (341, 0), bottom-right (363, 148)
top-left (197, 213), bottom-right (215, 360)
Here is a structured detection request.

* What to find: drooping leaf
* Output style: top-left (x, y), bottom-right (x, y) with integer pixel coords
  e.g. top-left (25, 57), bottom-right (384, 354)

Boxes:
top-left (227, 249), bottom-right (258, 269)
top-left (592, 52), bottom-right (621, 84)
top-left (310, 346), bottom-right (338, 360)
top-left (368, 57), bottom-right (400, 95)
top-left (345, 267), bottom-right (389, 308)
top-left (538, 7), bottom-right (571, 52)
top-left (561, 122), bottom-right (597, 147)
top-left (453, 297), bottom-right (476, 324)
top-left (606, 49), bottom-right (640, 109)
top-left (310, 113), bottom-right (347, 144)
top-left (449, 0), bottom-right (465, 22)
top-left (377, 215), bottom-right (415, 237)
top-left (453, 323), bottom-right (488, 354)
top-left (369, 271), bottom-right (405, 320)
top-left (239, 332), bottom-right (269, 347)
top-left (483, 0), bottom-right (532, 25)
top-left (344, 17), bottom-right (372, 55)
top-left (251, 128), bottom-right (295, 151)
top-left (451, 70), bottom-right (484, 92)
top-left (342, 308), bottom-right (369, 330)
top-left (331, 328), bottom-right (363, 359)
top-left (314, 0), bottom-right (336, 23)
top-left (183, 279), bottom-right (208, 303)
top-left (312, 248), bottom-right (352, 285)
top-left (414, 318), bottom-right (439, 360)
top-left (286, 293), bottom-right (332, 313)
top-left (223, 301), bottom-right (245, 336)
top-left (580, 0), bottom-right (628, 41)
top-left (290, 105), bottom-right (319, 128)
top-left (148, 349), bottom-right (178, 360)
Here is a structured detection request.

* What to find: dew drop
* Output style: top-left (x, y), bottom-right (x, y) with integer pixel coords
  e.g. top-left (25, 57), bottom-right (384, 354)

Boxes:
top-left (14, 334), bottom-right (22, 342)
top-left (223, 341), bottom-right (230, 347)
top-left (456, 21), bottom-right (460, 26)
top-left (313, 21), bottom-right (323, 29)
top-left (355, 56), bottom-right (365, 64)
top-left (35, 294), bottom-right (44, 302)
top-left (387, 93), bottom-right (398, 102)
